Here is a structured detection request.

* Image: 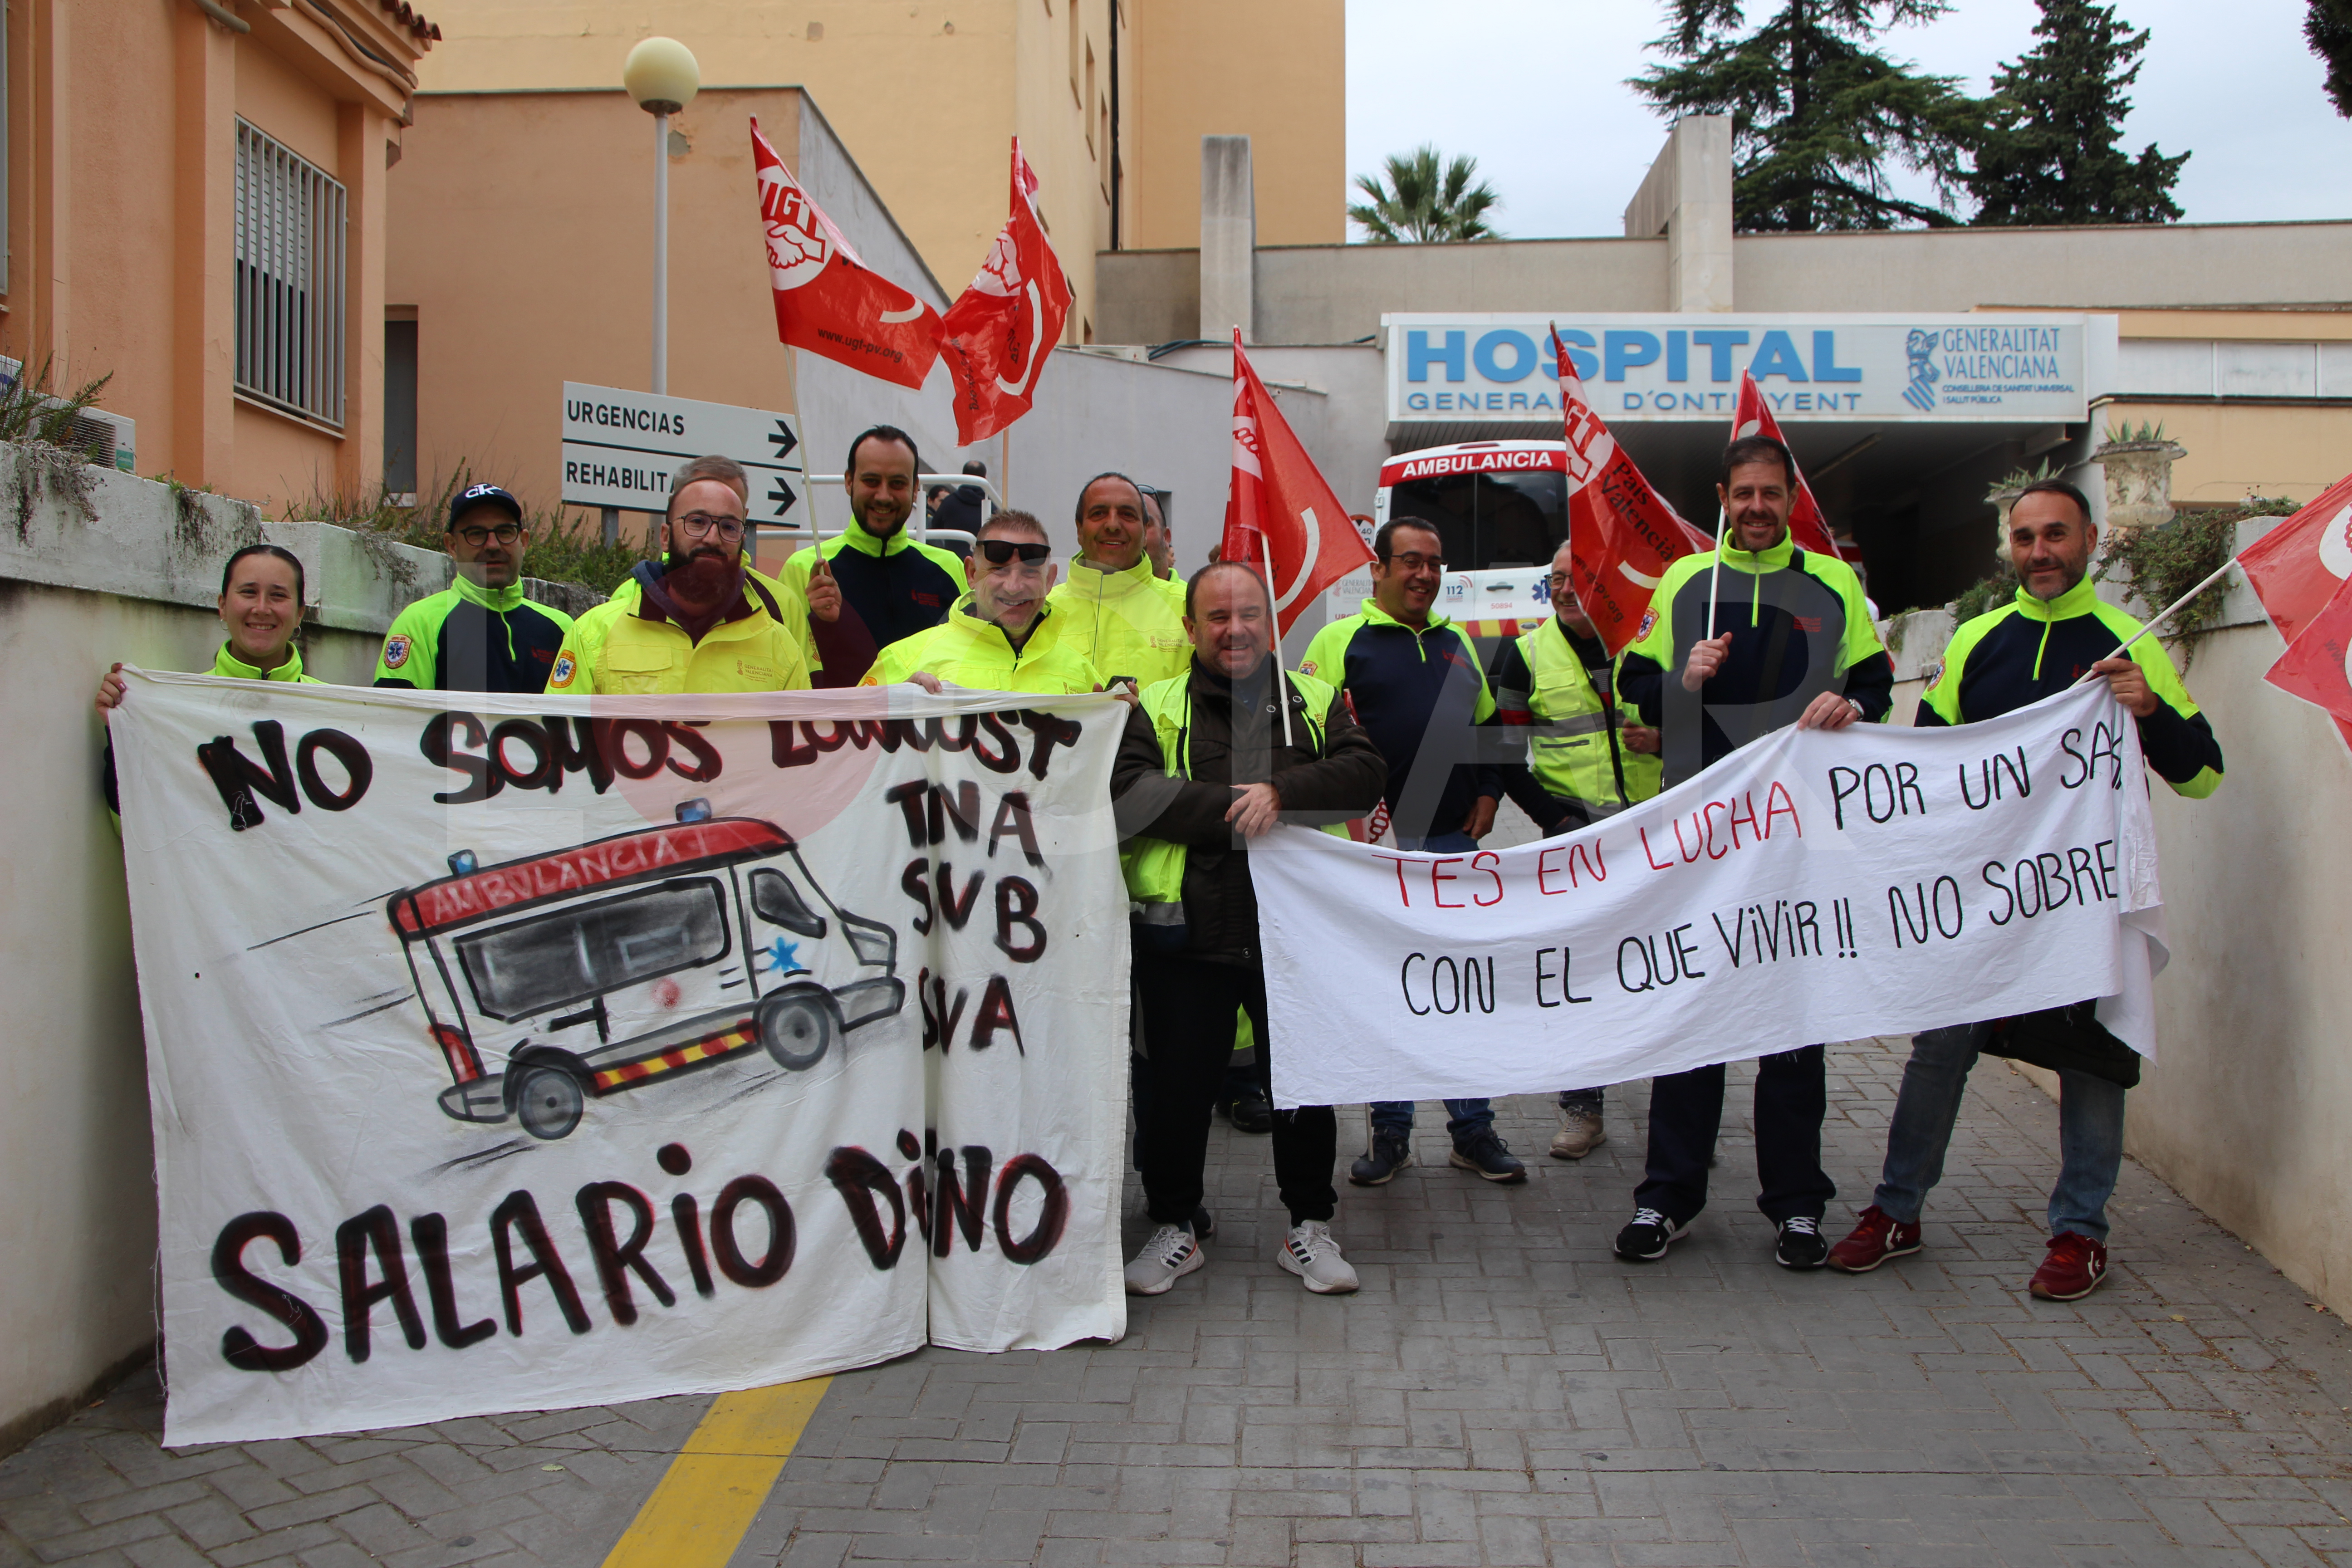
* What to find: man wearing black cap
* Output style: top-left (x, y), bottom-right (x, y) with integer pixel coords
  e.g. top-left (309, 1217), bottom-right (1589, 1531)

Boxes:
top-left (374, 482), bottom-right (575, 694)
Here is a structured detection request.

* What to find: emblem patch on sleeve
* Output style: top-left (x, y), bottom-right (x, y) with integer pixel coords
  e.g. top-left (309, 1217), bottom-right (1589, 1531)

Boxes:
top-left (549, 653), bottom-right (577, 688)
top-left (1635, 608), bottom-right (1658, 642)
top-left (382, 635), bottom-right (410, 670)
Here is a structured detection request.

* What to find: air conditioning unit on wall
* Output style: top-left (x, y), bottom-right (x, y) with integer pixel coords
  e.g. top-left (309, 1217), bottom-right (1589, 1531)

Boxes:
top-left (0, 357), bottom-right (137, 473)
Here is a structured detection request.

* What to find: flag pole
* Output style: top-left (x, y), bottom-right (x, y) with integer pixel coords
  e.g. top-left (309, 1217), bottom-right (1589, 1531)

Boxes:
top-left (1705, 503), bottom-right (1728, 638)
top-left (2071, 557), bottom-right (2241, 685)
top-left (1233, 328), bottom-right (1295, 751)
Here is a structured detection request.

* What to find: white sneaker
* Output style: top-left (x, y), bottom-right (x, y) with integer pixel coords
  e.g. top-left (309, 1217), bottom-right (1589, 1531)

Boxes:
top-left (1277, 1220), bottom-right (1360, 1294)
top-left (1123, 1223), bottom-right (1205, 1296)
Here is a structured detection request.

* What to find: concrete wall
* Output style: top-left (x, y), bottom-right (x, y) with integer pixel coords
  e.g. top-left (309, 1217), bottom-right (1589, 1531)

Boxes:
top-left (1881, 524), bottom-right (2352, 1316)
top-left (1123, 0), bottom-right (1344, 252)
top-left (0, 449), bottom-right (465, 1452)
top-left (1095, 220), bottom-right (2352, 347)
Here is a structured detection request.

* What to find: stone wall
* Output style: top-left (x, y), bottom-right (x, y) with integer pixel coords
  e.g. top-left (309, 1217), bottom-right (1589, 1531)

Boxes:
top-left (0, 449), bottom-right (589, 1451)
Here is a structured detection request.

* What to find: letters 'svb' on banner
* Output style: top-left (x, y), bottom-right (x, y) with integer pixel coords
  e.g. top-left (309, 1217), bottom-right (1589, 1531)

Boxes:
top-left (109, 677), bottom-right (1133, 1446)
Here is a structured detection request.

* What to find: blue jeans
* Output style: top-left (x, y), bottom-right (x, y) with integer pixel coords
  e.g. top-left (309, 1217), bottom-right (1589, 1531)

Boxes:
top-left (1373, 829), bottom-right (1494, 1144)
top-left (1873, 1021), bottom-right (2127, 1242)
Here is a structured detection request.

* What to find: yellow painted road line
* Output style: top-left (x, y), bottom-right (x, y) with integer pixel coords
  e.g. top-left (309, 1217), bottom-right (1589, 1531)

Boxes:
top-left (601, 1377), bottom-right (832, 1568)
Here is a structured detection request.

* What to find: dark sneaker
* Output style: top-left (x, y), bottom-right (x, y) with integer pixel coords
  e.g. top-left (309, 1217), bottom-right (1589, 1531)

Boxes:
top-left (1828, 1205), bottom-right (1921, 1273)
top-left (1614, 1207), bottom-right (1690, 1261)
top-left (1774, 1215), bottom-right (1829, 1270)
top-left (1192, 1206), bottom-right (1215, 1240)
top-left (1348, 1130), bottom-right (1413, 1186)
top-left (1220, 1088), bottom-right (1274, 1134)
top-left (1447, 1131), bottom-right (1528, 1184)
top-left (2029, 1232), bottom-right (2110, 1301)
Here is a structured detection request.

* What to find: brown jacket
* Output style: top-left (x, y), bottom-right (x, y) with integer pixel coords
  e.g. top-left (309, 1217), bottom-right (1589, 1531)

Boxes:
top-left (1111, 658), bottom-right (1387, 964)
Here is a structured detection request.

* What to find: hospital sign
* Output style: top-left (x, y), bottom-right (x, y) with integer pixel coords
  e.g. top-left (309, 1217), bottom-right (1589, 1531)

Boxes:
top-left (1384, 313), bottom-right (2098, 427)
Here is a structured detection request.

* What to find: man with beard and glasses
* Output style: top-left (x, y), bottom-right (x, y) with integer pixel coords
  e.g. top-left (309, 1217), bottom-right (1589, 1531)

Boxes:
top-left (1610, 434), bottom-right (1892, 1272)
top-left (778, 425), bottom-right (969, 661)
top-left (861, 511), bottom-right (1106, 696)
top-left (550, 458), bottom-right (816, 695)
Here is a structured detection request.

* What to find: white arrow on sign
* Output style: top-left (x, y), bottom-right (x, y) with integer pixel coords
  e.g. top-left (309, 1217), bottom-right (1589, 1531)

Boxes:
top-left (559, 381), bottom-right (804, 517)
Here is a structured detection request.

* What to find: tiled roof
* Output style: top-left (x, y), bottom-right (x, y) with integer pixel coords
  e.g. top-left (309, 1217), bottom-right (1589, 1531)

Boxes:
top-left (374, 0), bottom-right (441, 44)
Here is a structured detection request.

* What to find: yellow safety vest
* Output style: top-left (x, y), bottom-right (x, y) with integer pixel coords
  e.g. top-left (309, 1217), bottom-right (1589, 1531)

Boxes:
top-left (1121, 668), bottom-right (1348, 933)
top-left (1046, 557), bottom-right (1192, 691)
top-left (1519, 623), bottom-right (1661, 810)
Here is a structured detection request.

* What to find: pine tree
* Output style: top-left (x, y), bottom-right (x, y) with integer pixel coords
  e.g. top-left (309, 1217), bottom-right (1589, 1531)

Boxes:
top-left (1966, 0), bottom-right (2187, 225)
top-left (2309, 0), bottom-right (2352, 118)
top-left (1632, 0), bottom-right (1982, 231)
top-left (1348, 146), bottom-right (1502, 243)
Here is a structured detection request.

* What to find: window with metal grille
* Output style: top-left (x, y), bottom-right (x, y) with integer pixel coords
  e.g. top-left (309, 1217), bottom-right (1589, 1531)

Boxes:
top-left (235, 120), bottom-right (346, 428)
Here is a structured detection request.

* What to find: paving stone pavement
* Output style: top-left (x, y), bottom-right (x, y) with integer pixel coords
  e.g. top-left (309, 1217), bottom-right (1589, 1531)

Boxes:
top-left (6, 1039), bottom-right (2352, 1568)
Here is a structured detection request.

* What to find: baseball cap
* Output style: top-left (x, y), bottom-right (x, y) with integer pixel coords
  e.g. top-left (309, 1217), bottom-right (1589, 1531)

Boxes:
top-left (447, 483), bottom-right (524, 530)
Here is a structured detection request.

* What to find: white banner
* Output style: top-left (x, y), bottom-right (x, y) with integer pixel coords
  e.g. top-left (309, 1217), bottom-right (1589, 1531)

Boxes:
top-left (1254, 684), bottom-right (2166, 1107)
top-left (110, 675), bottom-right (1131, 1446)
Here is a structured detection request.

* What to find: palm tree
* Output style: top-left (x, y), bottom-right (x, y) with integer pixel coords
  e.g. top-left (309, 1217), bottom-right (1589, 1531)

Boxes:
top-left (1348, 146), bottom-right (1502, 243)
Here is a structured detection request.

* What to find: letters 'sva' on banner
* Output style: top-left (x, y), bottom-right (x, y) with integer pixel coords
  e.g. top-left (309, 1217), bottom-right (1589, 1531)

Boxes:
top-left (1254, 684), bottom-right (2167, 1108)
top-left (109, 676), bottom-right (1132, 1447)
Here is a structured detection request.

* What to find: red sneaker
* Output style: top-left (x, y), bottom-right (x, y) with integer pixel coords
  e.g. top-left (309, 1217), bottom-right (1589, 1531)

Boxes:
top-left (1827, 1205), bottom-right (1922, 1273)
top-left (2029, 1233), bottom-right (2109, 1301)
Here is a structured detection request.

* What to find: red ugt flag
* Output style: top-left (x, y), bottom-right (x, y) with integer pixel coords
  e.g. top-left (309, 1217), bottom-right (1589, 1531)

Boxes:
top-left (2264, 568), bottom-right (2352, 751)
top-left (1733, 370), bottom-right (1842, 560)
top-left (751, 117), bottom-right (941, 391)
top-left (1220, 333), bottom-right (1375, 639)
top-left (1553, 329), bottom-right (1714, 655)
top-left (938, 139), bottom-right (1073, 444)
top-left (2236, 468), bottom-right (2352, 647)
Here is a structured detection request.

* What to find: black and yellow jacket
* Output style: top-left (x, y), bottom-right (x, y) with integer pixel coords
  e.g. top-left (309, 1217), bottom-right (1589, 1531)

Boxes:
top-left (1618, 532), bottom-right (1892, 785)
top-left (1921, 575), bottom-right (2222, 798)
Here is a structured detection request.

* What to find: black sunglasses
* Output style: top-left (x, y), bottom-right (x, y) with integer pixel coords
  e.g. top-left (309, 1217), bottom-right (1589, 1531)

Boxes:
top-left (977, 539), bottom-right (1051, 565)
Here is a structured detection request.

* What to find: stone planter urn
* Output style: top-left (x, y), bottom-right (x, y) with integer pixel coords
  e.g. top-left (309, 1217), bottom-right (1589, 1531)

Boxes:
top-left (2092, 436), bottom-right (2188, 536)
top-left (1985, 482), bottom-right (2026, 567)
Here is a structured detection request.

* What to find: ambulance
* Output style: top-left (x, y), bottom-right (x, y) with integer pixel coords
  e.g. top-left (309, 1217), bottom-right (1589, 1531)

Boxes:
top-left (387, 801), bottom-right (904, 1142)
top-left (1322, 440), bottom-right (1569, 640)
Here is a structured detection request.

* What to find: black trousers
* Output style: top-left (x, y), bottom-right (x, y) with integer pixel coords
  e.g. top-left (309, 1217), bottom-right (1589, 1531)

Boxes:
top-left (1133, 951), bottom-right (1338, 1226)
top-left (1634, 1046), bottom-right (1834, 1226)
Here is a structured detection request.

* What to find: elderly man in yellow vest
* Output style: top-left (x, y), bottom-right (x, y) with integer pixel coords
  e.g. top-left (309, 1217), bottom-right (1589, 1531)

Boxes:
top-left (1489, 541), bottom-right (1664, 1161)
top-left (550, 463), bottom-right (813, 695)
top-left (1046, 471), bottom-right (1191, 691)
top-left (862, 511), bottom-right (1104, 695)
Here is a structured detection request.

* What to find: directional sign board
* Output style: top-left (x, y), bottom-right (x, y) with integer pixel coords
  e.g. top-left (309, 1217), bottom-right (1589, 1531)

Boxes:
top-left (560, 382), bottom-right (804, 518)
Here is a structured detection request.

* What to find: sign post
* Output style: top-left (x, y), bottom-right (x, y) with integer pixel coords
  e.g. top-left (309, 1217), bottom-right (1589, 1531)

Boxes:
top-left (560, 381), bottom-right (804, 548)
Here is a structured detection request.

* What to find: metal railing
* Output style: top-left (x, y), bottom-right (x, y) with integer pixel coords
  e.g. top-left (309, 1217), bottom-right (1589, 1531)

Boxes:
top-left (771, 473), bottom-right (1002, 552)
top-left (234, 119), bottom-right (347, 428)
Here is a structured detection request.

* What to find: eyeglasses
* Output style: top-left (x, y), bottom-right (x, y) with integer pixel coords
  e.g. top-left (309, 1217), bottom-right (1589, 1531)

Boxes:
top-left (676, 512), bottom-right (747, 542)
top-left (1380, 551), bottom-right (1445, 572)
top-left (452, 523), bottom-right (523, 547)
top-left (976, 539), bottom-right (1051, 565)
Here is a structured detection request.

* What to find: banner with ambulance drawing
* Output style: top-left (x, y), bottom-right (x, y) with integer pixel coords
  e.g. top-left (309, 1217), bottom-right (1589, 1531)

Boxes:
top-left (109, 675), bottom-right (1130, 1446)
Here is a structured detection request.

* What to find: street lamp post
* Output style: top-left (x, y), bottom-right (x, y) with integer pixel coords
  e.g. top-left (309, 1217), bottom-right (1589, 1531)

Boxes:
top-left (617, 38), bottom-right (701, 546)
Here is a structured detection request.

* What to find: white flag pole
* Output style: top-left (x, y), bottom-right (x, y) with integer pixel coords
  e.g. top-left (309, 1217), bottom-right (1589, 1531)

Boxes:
top-left (2071, 557), bottom-right (2242, 685)
top-left (1705, 503), bottom-right (1729, 639)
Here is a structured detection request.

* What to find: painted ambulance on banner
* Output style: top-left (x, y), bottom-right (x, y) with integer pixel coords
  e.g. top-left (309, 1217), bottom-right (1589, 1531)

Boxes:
top-left (389, 801), bottom-right (906, 1142)
top-left (1385, 313), bottom-right (2102, 427)
top-left (1324, 441), bottom-right (1565, 635)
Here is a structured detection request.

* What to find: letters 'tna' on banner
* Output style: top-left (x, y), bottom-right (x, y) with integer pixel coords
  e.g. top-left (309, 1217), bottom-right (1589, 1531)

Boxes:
top-left (1732, 370), bottom-right (1842, 561)
top-left (1551, 327), bottom-right (1714, 656)
top-left (751, 116), bottom-right (943, 391)
top-left (2264, 566), bottom-right (2352, 751)
top-left (938, 139), bottom-right (1073, 445)
top-left (1219, 332), bottom-right (1376, 640)
top-left (2236, 467), bottom-right (2352, 649)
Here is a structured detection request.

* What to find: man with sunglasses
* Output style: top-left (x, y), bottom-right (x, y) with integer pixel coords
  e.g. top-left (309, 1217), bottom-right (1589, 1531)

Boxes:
top-left (374, 484), bottom-right (575, 693)
top-left (861, 512), bottom-right (1104, 695)
top-left (549, 463), bottom-right (813, 695)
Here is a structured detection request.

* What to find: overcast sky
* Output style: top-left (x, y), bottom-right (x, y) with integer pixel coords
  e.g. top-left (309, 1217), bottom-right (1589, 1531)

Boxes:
top-left (1345, 0), bottom-right (2352, 237)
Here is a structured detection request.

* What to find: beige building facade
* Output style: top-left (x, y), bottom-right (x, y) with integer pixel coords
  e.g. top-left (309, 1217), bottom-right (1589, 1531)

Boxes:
top-left (407, 0), bottom-right (1343, 349)
top-left (8, 0), bottom-right (431, 510)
